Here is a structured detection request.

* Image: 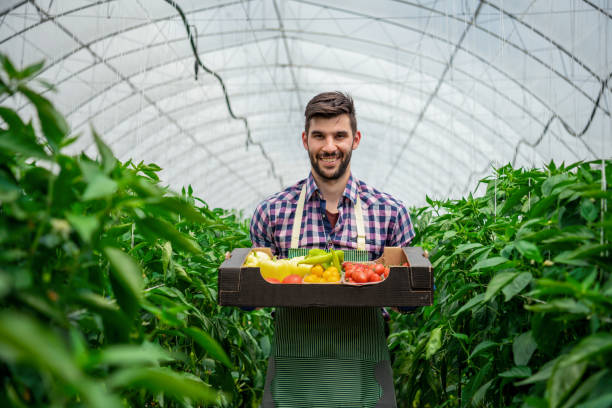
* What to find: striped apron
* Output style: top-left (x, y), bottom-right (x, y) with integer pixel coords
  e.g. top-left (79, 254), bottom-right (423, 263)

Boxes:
top-left (261, 185), bottom-right (397, 408)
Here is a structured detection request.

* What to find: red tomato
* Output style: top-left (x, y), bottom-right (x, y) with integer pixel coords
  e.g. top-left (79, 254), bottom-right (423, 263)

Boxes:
top-left (344, 269), bottom-right (353, 279)
top-left (354, 270), bottom-right (368, 283)
top-left (282, 274), bottom-right (303, 284)
top-left (402, 262), bottom-right (408, 267)
top-left (265, 278), bottom-right (280, 284)
top-left (374, 264), bottom-right (385, 275)
top-left (383, 267), bottom-right (390, 278)
top-left (368, 273), bottom-right (382, 282)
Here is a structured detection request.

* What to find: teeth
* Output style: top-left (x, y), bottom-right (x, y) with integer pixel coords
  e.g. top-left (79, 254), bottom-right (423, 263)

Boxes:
top-left (320, 157), bottom-right (338, 162)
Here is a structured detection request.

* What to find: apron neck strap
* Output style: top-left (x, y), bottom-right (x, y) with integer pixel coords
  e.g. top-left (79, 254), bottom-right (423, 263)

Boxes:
top-left (354, 194), bottom-right (366, 250)
top-left (290, 184), bottom-right (307, 248)
top-left (290, 183), bottom-right (366, 250)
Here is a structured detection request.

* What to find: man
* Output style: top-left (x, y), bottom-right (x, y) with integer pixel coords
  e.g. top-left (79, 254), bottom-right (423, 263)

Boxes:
top-left (250, 92), bottom-right (414, 407)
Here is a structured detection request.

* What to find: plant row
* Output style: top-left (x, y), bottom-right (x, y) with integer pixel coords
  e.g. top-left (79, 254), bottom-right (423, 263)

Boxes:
top-left (390, 160), bottom-right (611, 407)
top-left (0, 55), bottom-right (272, 407)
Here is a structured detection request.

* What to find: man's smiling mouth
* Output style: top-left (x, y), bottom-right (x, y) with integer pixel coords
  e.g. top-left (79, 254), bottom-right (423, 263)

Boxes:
top-left (319, 154), bottom-right (341, 163)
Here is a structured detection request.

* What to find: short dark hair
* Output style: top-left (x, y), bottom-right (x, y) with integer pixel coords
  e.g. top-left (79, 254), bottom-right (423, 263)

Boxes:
top-left (304, 91), bottom-right (357, 135)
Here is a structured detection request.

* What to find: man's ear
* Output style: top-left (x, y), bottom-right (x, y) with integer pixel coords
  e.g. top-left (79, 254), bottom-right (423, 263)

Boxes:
top-left (302, 131), bottom-right (308, 150)
top-left (352, 130), bottom-right (362, 150)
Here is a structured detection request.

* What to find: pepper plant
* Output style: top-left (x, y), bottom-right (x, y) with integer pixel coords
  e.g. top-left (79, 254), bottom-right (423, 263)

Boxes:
top-left (390, 161), bottom-right (611, 407)
top-left (0, 55), bottom-right (272, 407)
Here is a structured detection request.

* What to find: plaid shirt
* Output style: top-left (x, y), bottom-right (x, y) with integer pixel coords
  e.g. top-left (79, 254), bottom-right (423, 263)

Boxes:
top-left (250, 172), bottom-right (414, 260)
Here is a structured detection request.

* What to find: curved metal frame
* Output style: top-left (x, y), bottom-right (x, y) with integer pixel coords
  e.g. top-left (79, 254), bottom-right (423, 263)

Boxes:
top-left (0, 0), bottom-right (609, 207)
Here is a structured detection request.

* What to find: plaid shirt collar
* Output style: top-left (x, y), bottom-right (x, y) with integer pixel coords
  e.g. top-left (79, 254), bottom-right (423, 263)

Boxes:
top-left (305, 172), bottom-right (360, 206)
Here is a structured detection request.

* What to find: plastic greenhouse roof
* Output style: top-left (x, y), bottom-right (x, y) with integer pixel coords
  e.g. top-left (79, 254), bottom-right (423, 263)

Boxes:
top-left (1, 0), bottom-right (610, 212)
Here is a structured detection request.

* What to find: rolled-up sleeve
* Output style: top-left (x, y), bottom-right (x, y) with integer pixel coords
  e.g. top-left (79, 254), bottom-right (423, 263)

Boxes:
top-left (250, 201), bottom-right (276, 252)
top-left (387, 203), bottom-right (415, 247)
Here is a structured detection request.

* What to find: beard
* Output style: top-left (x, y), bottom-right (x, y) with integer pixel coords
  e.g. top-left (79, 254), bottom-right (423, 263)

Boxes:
top-left (309, 149), bottom-right (352, 181)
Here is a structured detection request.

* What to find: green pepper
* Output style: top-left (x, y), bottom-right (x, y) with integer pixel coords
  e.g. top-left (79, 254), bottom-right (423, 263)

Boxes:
top-left (331, 249), bottom-right (341, 272)
top-left (297, 253), bottom-right (332, 265)
top-left (335, 250), bottom-right (344, 264)
top-left (321, 261), bottom-right (331, 269)
top-left (307, 248), bottom-right (328, 258)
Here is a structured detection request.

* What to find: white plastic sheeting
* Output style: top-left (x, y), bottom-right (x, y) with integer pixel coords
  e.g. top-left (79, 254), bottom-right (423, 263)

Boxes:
top-left (1, 0), bottom-right (610, 211)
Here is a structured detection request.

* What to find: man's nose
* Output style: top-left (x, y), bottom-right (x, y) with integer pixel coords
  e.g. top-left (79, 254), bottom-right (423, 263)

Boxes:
top-left (322, 136), bottom-right (336, 151)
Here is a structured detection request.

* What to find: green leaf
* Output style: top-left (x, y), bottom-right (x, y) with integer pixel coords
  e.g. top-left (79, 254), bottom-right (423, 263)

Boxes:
top-left (575, 394), bottom-right (612, 408)
top-left (92, 128), bottom-right (116, 175)
top-left (472, 256), bottom-right (511, 271)
top-left (525, 298), bottom-right (590, 314)
top-left (0, 311), bottom-right (81, 383)
top-left (501, 186), bottom-right (529, 215)
top-left (580, 198), bottom-right (599, 222)
top-left (548, 360), bottom-right (587, 408)
top-left (541, 174), bottom-right (570, 196)
top-left (561, 333), bottom-right (612, 367)
top-left (452, 333), bottom-right (469, 343)
top-left (541, 226), bottom-right (595, 244)
top-left (89, 342), bottom-right (174, 368)
top-left (561, 369), bottom-right (609, 408)
top-left (18, 85), bottom-right (68, 152)
top-left (515, 240), bottom-right (543, 262)
top-left (18, 60), bottom-right (45, 79)
top-left (502, 272), bottom-right (533, 302)
top-left (0, 314), bottom-right (119, 408)
top-left (137, 217), bottom-right (202, 254)
top-left (82, 173), bottom-right (118, 201)
top-left (522, 396), bottom-right (548, 408)
top-left (453, 293), bottom-right (485, 316)
top-left (484, 271), bottom-right (518, 302)
top-left (470, 340), bottom-right (497, 359)
top-left (425, 327), bottom-right (442, 360)
top-left (453, 242), bottom-right (483, 255)
top-left (182, 327), bottom-right (232, 368)
top-left (464, 359), bottom-right (492, 403)
top-left (66, 213), bottom-right (99, 243)
top-left (0, 107), bottom-right (49, 159)
top-left (443, 230), bottom-right (457, 241)
top-left (107, 366), bottom-right (218, 404)
top-left (513, 331), bottom-right (537, 366)
top-left (516, 358), bottom-right (558, 386)
top-left (465, 245), bottom-right (492, 264)
top-left (0, 171), bottom-right (20, 202)
top-left (152, 196), bottom-right (210, 224)
top-left (499, 366), bottom-right (531, 378)
top-left (530, 195), bottom-right (556, 217)
top-left (1, 54), bottom-right (19, 78)
top-left (472, 379), bottom-right (494, 405)
top-left (103, 247), bottom-right (143, 318)
top-left (161, 241), bottom-right (172, 277)
top-left (554, 244), bottom-right (610, 265)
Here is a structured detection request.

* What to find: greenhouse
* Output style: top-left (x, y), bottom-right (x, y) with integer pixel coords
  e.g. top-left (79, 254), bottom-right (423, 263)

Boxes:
top-left (0, 0), bottom-right (610, 407)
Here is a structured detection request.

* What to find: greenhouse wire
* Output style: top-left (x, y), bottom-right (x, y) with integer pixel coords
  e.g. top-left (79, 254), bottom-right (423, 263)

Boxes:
top-left (1, 1), bottom-right (608, 208)
top-left (272, 0), bottom-right (304, 112)
top-left (6, 0), bottom-right (595, 170)
top-left (162, 0), bottom-right (284, 191)
top-left (460, 68), bottom-right (611, 198)
top-left (392, 0), bottom-right (608, 111)
top-left (26, 1), bottom-right (269, 200)
top-left (509, 72), bottom-right (612, 165)
top-left (382, 1), bottom-right (484, 189)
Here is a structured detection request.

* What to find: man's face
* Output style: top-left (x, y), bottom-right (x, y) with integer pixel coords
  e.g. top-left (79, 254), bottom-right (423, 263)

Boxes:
top-left (302, 114), bottom-right (361, 181)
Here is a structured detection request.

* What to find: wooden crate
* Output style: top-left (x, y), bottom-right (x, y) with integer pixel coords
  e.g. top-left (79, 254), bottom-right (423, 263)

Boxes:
top-left (218, 246), bottom-right (433, 307)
